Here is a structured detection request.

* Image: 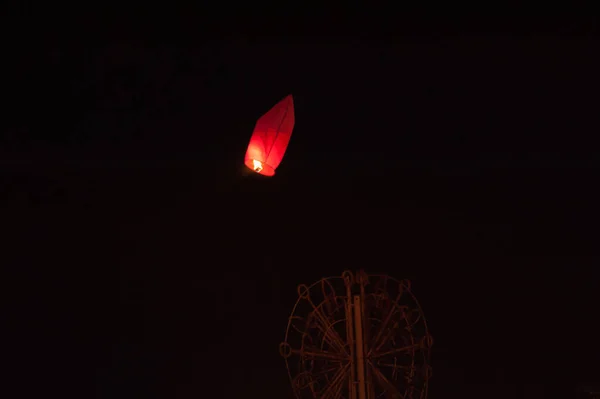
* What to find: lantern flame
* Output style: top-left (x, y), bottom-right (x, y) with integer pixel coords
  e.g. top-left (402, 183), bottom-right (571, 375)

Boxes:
top-left (252, 159), bottom-right (263, 173)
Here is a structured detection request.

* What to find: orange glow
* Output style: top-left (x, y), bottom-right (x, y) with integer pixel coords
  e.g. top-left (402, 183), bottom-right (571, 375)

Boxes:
top-left (252, 159), bottom-right (263, 173)
top-left (244, 94), bottom-right (295, 176)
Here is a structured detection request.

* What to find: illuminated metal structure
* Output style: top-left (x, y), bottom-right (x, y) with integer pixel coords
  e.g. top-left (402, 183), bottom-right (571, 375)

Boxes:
top-left (280, 270), bottom-right (433, 399)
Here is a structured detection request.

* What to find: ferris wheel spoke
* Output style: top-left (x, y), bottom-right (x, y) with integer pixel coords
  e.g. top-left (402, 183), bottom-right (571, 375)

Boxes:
top-left (368, 360), bottom-right (405, 399)
top-left (296, 346), bottom-right (349, 361)
top-left (320, 363), bottom-right (350, 399)
top-left (375, 361), bottom-right (411, 371)
top-left (371, 321), bottom-right (402, 355)
top-left (315, 319), bottom-right (348, 354)
top-left (328, 372), bottom-right (347, 399)
top-left (308, 304), bottom-right (349, 355)
top-left (313, 365), bottom-right (347, 379)
top-left (370, 342), bottom-right (422, 359)
top-left (367, 294), bottom-right (404, 356)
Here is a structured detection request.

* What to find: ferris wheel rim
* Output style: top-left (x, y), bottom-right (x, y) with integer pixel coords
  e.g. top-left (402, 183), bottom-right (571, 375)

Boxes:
top-left (282, 272), bottom-right (430, 345)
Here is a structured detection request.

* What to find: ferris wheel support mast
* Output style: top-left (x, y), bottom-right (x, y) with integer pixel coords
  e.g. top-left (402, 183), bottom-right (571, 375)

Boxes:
top-left (353, 294), bottom-right (368, 399)
top-left (346, 270), bottom-right (369, 399)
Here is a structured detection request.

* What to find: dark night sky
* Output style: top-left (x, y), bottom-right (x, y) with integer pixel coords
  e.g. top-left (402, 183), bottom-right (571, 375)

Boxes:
top-left (2, 13), bottom-right (599, 399)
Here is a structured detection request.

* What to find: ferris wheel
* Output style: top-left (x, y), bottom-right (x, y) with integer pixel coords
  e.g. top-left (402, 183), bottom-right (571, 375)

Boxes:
top-left (279, 270), bottom-right (433, 399)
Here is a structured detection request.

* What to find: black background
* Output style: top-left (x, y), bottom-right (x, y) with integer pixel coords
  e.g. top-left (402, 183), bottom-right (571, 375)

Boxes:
top-left (2, 11), bottom-right (599, 399)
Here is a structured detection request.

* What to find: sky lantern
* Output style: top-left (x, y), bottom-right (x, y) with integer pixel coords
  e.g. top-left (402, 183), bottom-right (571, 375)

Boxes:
top-left (244, 94), bottom-right (295, 176)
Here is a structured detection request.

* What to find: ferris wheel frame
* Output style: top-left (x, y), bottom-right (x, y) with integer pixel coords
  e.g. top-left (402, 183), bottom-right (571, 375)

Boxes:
top-left (279, 270), bottom-right (433, 399)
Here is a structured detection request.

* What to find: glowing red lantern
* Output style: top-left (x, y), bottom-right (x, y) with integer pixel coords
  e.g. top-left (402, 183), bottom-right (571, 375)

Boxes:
top-left (244, 94), bottom-right (295, 176)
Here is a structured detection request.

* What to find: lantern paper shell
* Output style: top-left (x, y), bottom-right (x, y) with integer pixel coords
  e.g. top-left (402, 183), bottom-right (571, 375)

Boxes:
top-left (244, 94), bottom-right (295, 176)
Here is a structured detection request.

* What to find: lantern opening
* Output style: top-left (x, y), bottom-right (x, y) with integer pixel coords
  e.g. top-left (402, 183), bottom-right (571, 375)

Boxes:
top-left (244, 157), bottom-right (276, 176)
top-left (252, 159), bottom-right (263, 173)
